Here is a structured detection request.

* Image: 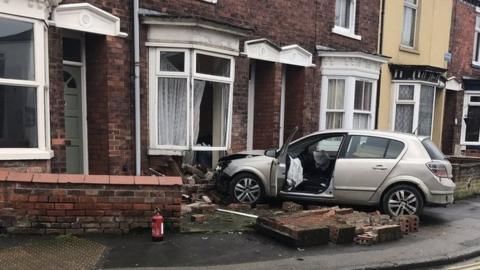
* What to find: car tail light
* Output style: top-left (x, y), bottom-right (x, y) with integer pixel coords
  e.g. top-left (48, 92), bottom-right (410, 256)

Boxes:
top-left (426, 161), bottom-right (448, 178)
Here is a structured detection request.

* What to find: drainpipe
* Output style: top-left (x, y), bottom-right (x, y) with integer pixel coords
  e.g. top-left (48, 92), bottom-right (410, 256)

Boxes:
top-left (375, 0), bottom-right (386, 129)
top-left (133, 0), bottom-right (141, 175)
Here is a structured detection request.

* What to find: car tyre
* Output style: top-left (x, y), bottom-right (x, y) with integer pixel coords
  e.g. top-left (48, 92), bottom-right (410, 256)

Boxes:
top-left (382, 184), bottom-right (424, 216)
top-left (229, 173), bottom-right (265, 204)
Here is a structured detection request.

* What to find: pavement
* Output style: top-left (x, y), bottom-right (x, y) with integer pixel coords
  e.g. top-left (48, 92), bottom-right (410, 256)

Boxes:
top-left (2, 196), bottom-right (480, 270)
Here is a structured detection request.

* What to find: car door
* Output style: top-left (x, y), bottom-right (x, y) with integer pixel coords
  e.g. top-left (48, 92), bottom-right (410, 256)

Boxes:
top-left (268, 127), bottom-right (298, 196)
top-left (333, 134), bottom-right (406, 203)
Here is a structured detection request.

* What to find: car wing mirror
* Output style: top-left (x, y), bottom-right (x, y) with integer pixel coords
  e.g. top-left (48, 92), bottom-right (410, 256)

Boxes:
top-left (265, 149), bottom-right (277, 157)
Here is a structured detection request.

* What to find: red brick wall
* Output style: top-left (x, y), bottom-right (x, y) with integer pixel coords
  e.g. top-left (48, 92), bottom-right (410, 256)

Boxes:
top-left (0, 172), bottom-right (182, 234)
top-left (253, 61), bottom-right (283, 149)
top-left (284, 65), bottom-right (307, 140)
top-left (444, 0), bottom-right (480, 154)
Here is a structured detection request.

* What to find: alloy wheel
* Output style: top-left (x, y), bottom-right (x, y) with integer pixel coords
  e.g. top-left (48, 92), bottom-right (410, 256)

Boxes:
top-left (387, 189), bottom-right (418, 216)
top-left (233, 177), bottom-right (261, 203)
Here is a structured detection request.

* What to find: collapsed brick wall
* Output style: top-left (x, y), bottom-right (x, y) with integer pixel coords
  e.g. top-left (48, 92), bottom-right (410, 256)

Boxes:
top-left (0, 172), bottom-right (182, 234)
top-left (449, 156), bottom-right (480, 199)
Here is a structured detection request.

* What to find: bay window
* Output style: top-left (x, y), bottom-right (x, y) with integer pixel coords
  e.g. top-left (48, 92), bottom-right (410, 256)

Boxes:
top-left (149, 48), bottom-right (234, 154)
top-left (393, 83), bottom-right (435, 136)
top-left (0, 14), bottom-right (50, 159)
top-left (461, 93), bottom-right (480, 145)
top-left (321, 77), bottom-right (376, 130)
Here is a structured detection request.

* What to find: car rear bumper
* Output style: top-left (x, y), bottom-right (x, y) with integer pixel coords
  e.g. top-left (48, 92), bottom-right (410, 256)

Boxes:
top-left (427, 193), bottom-right (455, 206)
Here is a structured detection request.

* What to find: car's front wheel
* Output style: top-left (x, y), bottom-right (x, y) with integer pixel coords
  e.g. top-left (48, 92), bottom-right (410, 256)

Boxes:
top-left (229, 173), bottom-right (264, 204)
top-left (382, 184), bottom-right (424, 216)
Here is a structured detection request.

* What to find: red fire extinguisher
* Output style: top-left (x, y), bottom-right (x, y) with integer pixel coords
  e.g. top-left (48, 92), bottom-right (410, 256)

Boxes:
top-left (151, 208), bottom-right (164, 242)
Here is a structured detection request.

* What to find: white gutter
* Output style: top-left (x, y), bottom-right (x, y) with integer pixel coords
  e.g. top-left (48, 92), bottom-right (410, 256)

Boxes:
top-left (133, 0), bottom-right (141, 175)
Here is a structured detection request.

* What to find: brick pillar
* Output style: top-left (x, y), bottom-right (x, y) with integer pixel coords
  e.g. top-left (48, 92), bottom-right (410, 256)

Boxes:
top-left (49, 27), bottom-right (66, 173)
top-left (284, 65), bottom-right (306, 140)
top-left (253, 61), bottom-right (283, 149)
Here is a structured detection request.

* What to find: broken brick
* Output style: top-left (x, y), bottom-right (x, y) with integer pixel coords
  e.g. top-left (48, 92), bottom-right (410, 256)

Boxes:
top-left (328, 224), bottom-right (356, 244)
top-left (191, 214), bottom-right (207, 224)
top-left (191, 203), bottom-right (218, 214)
top-left (373, 225), bottom-right (403, 242)
top-left (227, 203), bottom-right (251, 211)
top-left (282, 201), bottom-right (303, 212)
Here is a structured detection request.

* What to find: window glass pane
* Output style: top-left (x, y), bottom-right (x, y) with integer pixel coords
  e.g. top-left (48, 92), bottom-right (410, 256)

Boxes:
top-left (196, 54), bottom-right (231, 77)
top-left (0, 17), bottom-right (34, 80)
top-left (354, 81), bottom-right (372, 111)
top-left (476, 32), bottom-right (480, 62)
top-left (476, 16), bottom-right (480, 29)
top-left (316, 136), bottom-right (344, 152)
top-left (401, 6), bottom-right (416, 47)
top-left (385, 140), bottom-right (405, 159)
top-left (418, 85), bottom-right (434, 136)
top-left (157, 77), bottom-right (188, 146)
top-left (63, 38), bottom-right (81, 62)
top-left (398, 85), bottom-right (414, 100)
top-left (345, 136), bottom-right (389, 158)
top-left (395, 104), bottom-right (414, 133)
top-left (326, 112), bottom-right (343, 129)
top-left (0, 85), bottom-right (37, 148)
top-left (465, 105), bottom-right (480, 142)
top-left (335, 0), bottom-right (351, 28)
top-left (194, 80), bottom-right (230, 147)
top-left (405, 0), bottom-right (417, 5)
top-left (160, 51), bottom-right (185, 72)
top-left (353, 113), bottom-right (369, 129)
top-left (327, 79), bottom-right (345, 110)
top-left (471, 96), bottom-right (480, 102)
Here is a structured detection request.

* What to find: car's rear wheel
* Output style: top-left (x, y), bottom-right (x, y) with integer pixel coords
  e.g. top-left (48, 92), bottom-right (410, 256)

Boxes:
top-left (229, 173), bottom-right (264, 204)
top-left (382, 184), bottom-right (424, 216)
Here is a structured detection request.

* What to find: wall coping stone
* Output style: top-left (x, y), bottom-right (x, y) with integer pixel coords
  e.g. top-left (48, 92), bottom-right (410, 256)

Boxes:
top-left (0, 171), bottom-right (181, 186)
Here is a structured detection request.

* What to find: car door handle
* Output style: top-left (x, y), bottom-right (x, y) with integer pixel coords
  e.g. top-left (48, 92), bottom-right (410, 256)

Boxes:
top-left (372, 165), bottom-right (388, 171)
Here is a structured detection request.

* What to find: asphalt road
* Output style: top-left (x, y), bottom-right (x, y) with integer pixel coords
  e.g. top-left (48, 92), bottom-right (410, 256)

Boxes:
top-left (95, 196), bottom-right (480, 270)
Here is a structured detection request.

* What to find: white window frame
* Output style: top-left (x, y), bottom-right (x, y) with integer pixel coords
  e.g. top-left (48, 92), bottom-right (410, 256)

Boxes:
top-left (0, 13), bottom-right (52, 160)
top-left (353, 80), bottom-right (375, 129)
top-left (401, 0), bottom-right (419, 49)
top-left (460, 91), bottom-right (480, 145)
top-left (148, 47), bottom-right (234, 155)
top-left (472, 15), bottom-right (480, 67)
top-left (320, 76), bottom-right (377, 130)
top-left (391, 82), bottom-right (436, 136)
top-left (332, 0), bottom-right (361, 40)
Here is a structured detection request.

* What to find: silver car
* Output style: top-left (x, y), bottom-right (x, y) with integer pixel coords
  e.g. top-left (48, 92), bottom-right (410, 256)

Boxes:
top-left (214, 129), bottom-right (456, 216)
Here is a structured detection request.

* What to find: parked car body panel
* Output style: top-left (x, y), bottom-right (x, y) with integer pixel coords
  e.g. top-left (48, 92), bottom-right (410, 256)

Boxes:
top-left (215, 129), bottom-right (456, 213)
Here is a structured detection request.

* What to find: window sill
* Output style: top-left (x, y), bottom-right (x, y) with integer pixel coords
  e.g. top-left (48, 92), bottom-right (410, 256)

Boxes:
top-left (331, 26), bottom-right (362, 40)
top-left (471, 61), bottom-right (480, 69)
top-left (0, 149), bottom-right (54, 160)
top-left (399, 45), bottom-right (420, 55)
top-left (148, 148), bottom-right (185, 156)
top-left (200, 0), bottom-right (217, 3)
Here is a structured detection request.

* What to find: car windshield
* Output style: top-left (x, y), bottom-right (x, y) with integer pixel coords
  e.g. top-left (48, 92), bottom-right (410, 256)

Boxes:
top-left (422, 138), bottom-right (445, 160)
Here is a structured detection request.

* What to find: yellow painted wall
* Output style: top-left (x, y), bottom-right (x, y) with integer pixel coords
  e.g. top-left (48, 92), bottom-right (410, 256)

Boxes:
top-left (378, 0), bottom-right (453, 147)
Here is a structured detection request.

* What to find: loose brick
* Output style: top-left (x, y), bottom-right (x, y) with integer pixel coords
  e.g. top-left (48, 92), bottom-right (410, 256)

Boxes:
top-left (191, 214), bottom-right (207, 223)
top-left (282, 201), bottom-right (303, 212)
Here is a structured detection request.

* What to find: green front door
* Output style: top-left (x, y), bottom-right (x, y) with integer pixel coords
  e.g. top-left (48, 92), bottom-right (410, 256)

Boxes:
top-left (64, 65), bottom-right (83, 173)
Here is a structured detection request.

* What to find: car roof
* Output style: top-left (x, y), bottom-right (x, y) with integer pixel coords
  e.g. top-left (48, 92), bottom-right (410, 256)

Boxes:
top-left (306, 129), bottom-right (425, 141)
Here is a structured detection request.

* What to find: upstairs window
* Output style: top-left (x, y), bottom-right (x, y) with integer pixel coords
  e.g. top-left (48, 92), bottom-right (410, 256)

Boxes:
top-left (333, 0), bottom-right (360, 40)
top-left (473, 16), bottom-right (480, 65)
top-left (401, 0), bottom-right (418, 48)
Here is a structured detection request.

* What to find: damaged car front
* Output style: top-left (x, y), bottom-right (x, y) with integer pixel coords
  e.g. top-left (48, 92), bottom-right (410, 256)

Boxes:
top-left (214, 149), bottom-right (276, 203)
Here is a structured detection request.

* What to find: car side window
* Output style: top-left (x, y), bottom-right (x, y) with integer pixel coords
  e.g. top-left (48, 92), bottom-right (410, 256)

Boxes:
top-left (344, 136), bottom-right (404, 159)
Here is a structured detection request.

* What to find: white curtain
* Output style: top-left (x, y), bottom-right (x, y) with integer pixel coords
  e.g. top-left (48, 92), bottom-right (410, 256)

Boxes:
top-left (157, 77), bottom-right (188, 146)
top-left (401, 6), bottom-right (416, 46)
top-left (193, 80), bottom-right (206, 145)
top-left (395, 104), bottom-right (414, 133)
top-left (221, 83), bottom-right (230, 146)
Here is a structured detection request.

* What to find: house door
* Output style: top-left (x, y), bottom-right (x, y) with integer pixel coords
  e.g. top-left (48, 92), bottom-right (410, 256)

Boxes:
top-left (64, 65), bottom-right (84, 173)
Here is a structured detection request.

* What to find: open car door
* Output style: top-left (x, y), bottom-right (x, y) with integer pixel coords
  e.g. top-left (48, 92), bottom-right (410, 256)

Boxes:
top-left (269, 127), bottom-right (298, 196)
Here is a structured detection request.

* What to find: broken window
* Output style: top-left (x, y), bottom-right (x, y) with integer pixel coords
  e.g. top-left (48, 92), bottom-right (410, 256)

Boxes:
top-left (150, 49), bottom-right (233, 154)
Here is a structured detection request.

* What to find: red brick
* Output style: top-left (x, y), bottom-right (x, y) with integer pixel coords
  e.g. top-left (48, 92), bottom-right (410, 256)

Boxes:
top-left (35, 203), bottom-right (55, 210)
top-left (33, 173), bottom-right (59, 183)
top-left (110, 176), bottom-right (134, 185)
top-left (58, 174), bottom-right (85, 184)
top-left (133, 204), bottom-right (151, 210)
top-left (7, 172), bottom-right (33, 182)
top-left (159, 177), bottom-right (182, 186)
top-left (84, 175), bottom-right (109, 184)
top-left (134, 176), bottom-right (159, 185)
top-left (0, 170), bottom-right (8, 181)
top-left (55, 203), bottom-right (74, 210)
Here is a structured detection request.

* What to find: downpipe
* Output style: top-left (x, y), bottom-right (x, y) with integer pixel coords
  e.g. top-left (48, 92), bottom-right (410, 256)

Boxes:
top-left (133, 0), bottom-right (141, 175)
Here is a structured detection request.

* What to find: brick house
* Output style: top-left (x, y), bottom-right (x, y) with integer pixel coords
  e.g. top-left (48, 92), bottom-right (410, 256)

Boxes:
top-left (0, 0), bottom-right (386, 175)
top-left (442, 0), bottom-right (480, 156)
